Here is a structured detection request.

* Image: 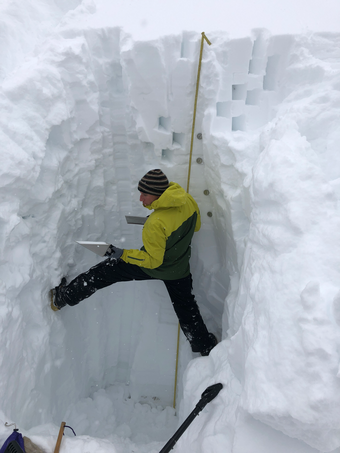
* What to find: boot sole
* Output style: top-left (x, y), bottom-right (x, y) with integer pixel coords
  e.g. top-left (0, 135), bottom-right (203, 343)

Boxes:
top-left (50, 289), bottom-right (60, 311)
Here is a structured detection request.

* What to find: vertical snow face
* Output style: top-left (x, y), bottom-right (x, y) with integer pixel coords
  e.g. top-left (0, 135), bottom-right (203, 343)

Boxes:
top-left (178, 31), bottom-right (340, 453)
top-left (0, 24), bottom-right (134, 427)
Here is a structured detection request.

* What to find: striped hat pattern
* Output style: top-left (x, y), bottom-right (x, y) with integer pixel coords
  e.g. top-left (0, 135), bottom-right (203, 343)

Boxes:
top-left (138, 169), bottom-right (169, 196)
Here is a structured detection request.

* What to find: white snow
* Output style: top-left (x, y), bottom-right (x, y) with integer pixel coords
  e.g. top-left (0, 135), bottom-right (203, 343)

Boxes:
top-left (0, 1), bottom-right (340, 453)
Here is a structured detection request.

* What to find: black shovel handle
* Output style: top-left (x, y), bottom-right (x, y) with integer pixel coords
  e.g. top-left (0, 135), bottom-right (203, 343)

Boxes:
top-left (159, 383), bottom-right (223, 453)
top-left (196, 383), bottom-right (223, 411)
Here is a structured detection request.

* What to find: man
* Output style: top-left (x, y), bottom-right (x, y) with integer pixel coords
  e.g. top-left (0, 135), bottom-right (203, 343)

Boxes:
top-left (50, 169), bottom-right (217, 356)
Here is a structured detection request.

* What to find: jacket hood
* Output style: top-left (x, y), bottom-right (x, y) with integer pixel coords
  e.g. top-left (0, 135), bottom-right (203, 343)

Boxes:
top-left (146, 182), bottom-right (186, 210)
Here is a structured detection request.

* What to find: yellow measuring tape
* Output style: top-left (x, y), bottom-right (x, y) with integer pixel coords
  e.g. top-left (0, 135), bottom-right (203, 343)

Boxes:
top-left (173, 32), bottom-right (212, 409)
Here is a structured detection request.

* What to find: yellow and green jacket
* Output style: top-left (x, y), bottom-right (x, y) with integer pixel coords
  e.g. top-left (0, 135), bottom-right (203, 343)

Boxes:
top-left (121, 182), bottom-right (201, 280)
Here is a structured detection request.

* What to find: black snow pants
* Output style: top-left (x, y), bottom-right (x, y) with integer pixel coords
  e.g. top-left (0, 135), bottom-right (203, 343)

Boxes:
top-left (62, 258), bottom-right (214, 354)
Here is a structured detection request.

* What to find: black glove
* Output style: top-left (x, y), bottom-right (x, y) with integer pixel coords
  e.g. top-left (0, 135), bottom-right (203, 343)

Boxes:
top-left (105, 244), bottom-right (124, 260)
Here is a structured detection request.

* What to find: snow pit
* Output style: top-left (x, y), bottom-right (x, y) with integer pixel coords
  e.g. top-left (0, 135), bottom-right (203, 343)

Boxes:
top-left (0, 2), bottom-right (340, 453)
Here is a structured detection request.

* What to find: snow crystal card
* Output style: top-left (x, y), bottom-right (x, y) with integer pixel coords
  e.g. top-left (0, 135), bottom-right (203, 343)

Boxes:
top-left (125, 216), bottom-right (147, 225)
top-left (76, 241), bottom-right (111, 256)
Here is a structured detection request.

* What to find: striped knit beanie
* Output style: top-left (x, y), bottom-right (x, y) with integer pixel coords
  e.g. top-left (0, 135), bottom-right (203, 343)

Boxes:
top-left (138, 169), bottom-right (169, 196)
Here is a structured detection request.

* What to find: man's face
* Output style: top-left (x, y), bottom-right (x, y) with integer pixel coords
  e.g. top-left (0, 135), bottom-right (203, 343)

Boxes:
top-left (139, 192), bottom-right (159, 207)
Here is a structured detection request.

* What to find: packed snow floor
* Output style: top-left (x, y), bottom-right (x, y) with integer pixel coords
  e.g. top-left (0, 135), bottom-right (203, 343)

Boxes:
top-left (1, 1), bottom-right (340, 453)
top-left (0, 384), bottom-right (178, 453)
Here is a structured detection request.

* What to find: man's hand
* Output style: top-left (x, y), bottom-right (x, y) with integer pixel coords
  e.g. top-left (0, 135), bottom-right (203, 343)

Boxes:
top-left (105, 245), bottom-right (124, 260)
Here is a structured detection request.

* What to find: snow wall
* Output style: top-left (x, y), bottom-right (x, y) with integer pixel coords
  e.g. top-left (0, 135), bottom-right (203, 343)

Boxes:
top-left (1, 2), bottom-right (340, 452)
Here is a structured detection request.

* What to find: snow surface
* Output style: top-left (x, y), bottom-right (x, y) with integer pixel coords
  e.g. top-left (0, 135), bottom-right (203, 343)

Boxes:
top-left (0, 1), bottom-right (340, 452)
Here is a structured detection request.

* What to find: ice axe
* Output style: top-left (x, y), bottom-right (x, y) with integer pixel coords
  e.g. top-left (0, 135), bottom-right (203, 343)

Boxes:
top-left (53, 422), bottom-right (66, 453)
top-left (53, 422), bottom-right (76, 453)
top-left (159, 383), bottom-right (223, 453)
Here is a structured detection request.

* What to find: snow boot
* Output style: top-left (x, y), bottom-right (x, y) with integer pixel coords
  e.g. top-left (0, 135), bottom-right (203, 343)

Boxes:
top-left (50, 277), bottom-right (67, 311)
top-left (200, 333), bottom-right (218, 356)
